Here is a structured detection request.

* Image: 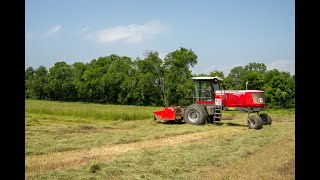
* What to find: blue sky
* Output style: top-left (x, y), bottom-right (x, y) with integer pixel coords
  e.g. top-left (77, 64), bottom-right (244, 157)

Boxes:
top-left (25, 0), bottom-right (295, 76)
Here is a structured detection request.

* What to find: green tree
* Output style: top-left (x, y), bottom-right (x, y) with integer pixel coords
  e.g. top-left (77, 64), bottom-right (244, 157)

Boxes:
top-left (262, 69), bottom-right (295, 109)
top-left (225, 63), bottom-right (266, 90)
top-left (208, 70), bottom-right (225, 79)
top-left (133, 51), bottom-right (165, 106)
top-left (208, 70), bottom-right (227, 89)
top-left (244, 62), bottom-right (267, 74)
top-left (242, 71), bottom-right (264, 90)
top-left (45, 62), bottom-right (76, 101)
top-left (195, 73), bottom-right (208, 76)
top-left (71, 62), bottom-right (87, 101)
top-left (224, 66), bottom-right (246, 90)
top-left (24, 55), bottom-right (295, 109)
top-left (26, 66), bottom-right (48, 99)
top-left (83, 56), bottom-right (114, 102)
top-left (25, 67), bottom-right (35, 98)
top-left (100, 55), bottom-right (134, 104)
top-left (164, 47), bottom-right (198, 106)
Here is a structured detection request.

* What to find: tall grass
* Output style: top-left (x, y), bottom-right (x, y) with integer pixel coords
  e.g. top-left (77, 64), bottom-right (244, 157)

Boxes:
top-left (25, 99), bottom-right (162, 121)
top-left (26, 99), bottom-right (294, 121)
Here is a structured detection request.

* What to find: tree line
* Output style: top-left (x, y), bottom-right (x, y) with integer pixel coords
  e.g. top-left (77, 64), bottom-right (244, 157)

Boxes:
top-left (25, 47), bottom-right (295, 109)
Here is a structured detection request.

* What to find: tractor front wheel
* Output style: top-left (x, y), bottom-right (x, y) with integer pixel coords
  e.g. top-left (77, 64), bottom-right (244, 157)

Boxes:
top-left (184, 104), bottom-right (207, 125)
top-left (259, 113), bottom-right (272, 125)
top-left (247, 114), bottom-right (263, 129)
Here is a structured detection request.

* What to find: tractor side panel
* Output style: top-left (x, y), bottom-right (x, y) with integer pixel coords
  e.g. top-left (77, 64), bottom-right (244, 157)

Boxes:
top-left (216, 90), bottom-right (265, 108)
top-left (225, 91), bottom-right (245, 107)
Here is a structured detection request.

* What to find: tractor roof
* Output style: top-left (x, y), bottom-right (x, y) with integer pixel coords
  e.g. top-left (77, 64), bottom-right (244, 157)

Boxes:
top-left (191, 76), bottom-right (223, 82)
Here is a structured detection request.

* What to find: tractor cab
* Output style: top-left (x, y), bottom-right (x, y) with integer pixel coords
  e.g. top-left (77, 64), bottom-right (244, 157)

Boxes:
top-left (191, 76), bottom-right (223, 104)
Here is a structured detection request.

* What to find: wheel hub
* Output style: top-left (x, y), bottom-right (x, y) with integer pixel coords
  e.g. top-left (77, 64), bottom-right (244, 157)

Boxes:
top-left (188, 111), bottom-right (199, 122)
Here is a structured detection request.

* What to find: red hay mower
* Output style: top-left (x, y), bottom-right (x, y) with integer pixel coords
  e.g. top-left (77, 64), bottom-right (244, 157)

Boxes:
top-left (153, 77), bottom-right (272, 129)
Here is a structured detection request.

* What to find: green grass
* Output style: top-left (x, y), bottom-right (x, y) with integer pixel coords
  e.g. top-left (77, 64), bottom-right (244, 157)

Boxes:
top-left (28, 121), bottom-right (294, 180)
top-left (25, 100), bottom-right (295, 179)
top-left (25, 112), bottom-right (222, 155)
top-left (25, 99), bottom-right (162, 121)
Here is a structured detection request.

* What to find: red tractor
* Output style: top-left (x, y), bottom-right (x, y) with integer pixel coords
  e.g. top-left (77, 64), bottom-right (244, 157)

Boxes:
top-left (153, 76), bottom-right (272, 129)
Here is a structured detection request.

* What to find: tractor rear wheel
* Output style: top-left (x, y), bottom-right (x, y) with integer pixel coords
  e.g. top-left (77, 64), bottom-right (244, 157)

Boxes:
top-left (259, 113), bottom-right (272, 125)
top-left (184, 104), bottom-right (207, 125)
top-left (247, 114), bottom-right (263, 129)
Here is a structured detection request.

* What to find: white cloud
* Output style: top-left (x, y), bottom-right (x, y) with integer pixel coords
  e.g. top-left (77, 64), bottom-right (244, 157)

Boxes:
top-left (88, 21), bottom-right (169, 44)
top-left (44, 25), bottom-right (62, 37)
top-left (267, 59), bottom-right (295, 75)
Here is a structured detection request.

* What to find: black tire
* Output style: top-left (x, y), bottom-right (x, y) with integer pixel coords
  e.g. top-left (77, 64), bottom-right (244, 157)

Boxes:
top-left (259, 113), bottom-right (267, 125)
top-left (184, 104), bottom-right (207, 125)
top-left (259, 113), bottom-right (272, 125)
top-left (247, 114), bottom-right (263, 129)
top-left (208, 115), bottom-right (214, 123)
